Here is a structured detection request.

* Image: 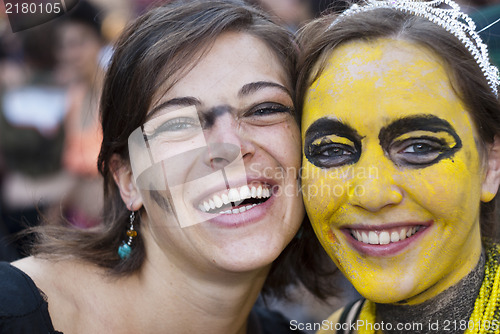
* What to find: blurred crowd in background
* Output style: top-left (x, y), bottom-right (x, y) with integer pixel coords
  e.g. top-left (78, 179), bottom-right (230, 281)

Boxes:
top-left (0, 0), bottom-right (498, 332)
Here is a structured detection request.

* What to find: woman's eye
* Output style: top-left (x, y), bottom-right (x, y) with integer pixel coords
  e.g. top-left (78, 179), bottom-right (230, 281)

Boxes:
top-left (307, 142), bottom-right (358, 168)
top-left (390, 138), bottom-right (447, 166)
top-left (402, 143), bottom-right (438, 154)
top-left (319, 146), bottom-right (352, 157)
top-left (143, 116), bottom-right (202, 143)
top-left (252, 103), bottom-right (291, 116)
top-left (146, 117), bottom-right (201, 137)
top-left (244, 103), bottom-right (293, 125)
top-left (158, 117), bottom-right (200, 132)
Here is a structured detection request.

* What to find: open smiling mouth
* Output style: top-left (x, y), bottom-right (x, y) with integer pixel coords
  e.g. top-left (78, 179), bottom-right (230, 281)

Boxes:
top-left (197, 184), bottom-right (272, 215)
top-left (350, 226), bottom-right (424, 245)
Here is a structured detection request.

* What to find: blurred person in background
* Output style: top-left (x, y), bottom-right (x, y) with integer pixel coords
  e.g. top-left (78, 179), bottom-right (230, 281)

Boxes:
top-left (245, 0), bottom-right (313, 31)
top-left (244, 0), bottom-right (354, 32)
top-left (56, 0), bottom-right (106, 228)
top-left (0, 9), bottom-right (25, 261)
top-left (309, 0), bottom-right (355, 16)
top-left (0, 22), bottom-right (71, 260)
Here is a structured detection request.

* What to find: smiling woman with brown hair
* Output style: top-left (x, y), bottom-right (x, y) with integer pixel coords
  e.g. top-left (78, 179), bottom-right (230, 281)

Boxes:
top-left (0, 1), bottom-right (305, 333)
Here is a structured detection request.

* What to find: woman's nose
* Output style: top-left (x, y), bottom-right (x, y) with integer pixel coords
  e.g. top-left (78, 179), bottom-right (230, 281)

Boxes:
top-left (347, 155), bottom-right (404, 212)
top-left (204, 114), bottom-right (255, 170)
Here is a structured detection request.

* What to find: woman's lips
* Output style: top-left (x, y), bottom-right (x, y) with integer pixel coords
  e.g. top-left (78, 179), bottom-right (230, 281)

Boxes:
top-left (199, 189), bottom-right (276, 228)
top-left (350, 225), bottom-right (422, 245)
top-left (341, 222), bottom-right (432, 256)
top-left (183, 179), bottom-right (279, 228)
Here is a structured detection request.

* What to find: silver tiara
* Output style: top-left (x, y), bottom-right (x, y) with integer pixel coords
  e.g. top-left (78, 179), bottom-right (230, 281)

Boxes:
top-left (328, 0), bottom-right (500, 97)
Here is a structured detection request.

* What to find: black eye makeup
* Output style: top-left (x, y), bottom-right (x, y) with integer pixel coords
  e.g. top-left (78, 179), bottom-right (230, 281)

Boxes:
top-left (304, 115), bottom-right (463, 170)
top-left (304, 118), bottom-right (362, 168)
top-left (379, 115), bottom-right (462, 168)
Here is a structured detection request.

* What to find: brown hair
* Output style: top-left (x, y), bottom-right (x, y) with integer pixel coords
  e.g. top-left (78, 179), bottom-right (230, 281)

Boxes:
top-left (29, 0), bottom-right (298, 298)
top-left (294, 7), bottom-right (500, 298)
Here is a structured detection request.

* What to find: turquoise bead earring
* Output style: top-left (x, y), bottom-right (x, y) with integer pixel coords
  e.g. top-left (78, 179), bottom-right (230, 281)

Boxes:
top-left (118, 211), bottom-right (137, 259)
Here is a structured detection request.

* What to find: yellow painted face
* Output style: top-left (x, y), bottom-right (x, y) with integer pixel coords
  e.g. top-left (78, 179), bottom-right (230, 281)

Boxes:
top-left (301, 38), bottom-right (486, 304)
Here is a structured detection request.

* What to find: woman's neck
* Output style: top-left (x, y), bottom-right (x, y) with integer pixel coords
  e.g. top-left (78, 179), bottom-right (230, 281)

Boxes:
top-left (19, 254), bottom-right (269, 334)
top-left (376, 251), bottom-right (485, 334)
top-left (116, 248), bottom-right (270, 334)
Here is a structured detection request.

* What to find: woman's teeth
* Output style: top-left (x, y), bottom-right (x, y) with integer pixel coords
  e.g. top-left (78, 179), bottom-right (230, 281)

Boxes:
top-left (198, 184), bottom-right (271, 214)
top-left (219, 204), bottom-right (258, 214)
top-left (351, 226), bottom-right (421, 245)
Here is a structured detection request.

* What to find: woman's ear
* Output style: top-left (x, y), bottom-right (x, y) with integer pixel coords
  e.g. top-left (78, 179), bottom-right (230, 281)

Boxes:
top-left (481, 136), bottom-right (500, 203)
top-left (110, 154), bottom-right (143, 211)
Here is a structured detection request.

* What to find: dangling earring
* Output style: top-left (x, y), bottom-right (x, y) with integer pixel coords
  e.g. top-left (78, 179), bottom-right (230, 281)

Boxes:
top-left (118, 211), bottom-right (137, 259)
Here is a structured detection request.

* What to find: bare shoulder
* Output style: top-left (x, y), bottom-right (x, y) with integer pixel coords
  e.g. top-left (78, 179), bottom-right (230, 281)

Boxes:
top-left (12, 256), bottom-right (86, 309)
top-left (12, 256), bottom-right (78, 292)
top-left (12, 256), bottom-right (53, 279)
top-left (12, 255), bottom-right (113, 300)
top-left (11, 256), bottom-right (110, 332)
top-left (13, 255), bottom-right (106, 281)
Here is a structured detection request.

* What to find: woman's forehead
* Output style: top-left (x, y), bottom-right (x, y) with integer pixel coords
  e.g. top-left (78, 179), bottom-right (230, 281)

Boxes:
top-left (149, 31), bottom-right (290, 112)
top-left (301, 38), bottom-right (475, 140)
top-left (319, 38), bottom-right (443, 84)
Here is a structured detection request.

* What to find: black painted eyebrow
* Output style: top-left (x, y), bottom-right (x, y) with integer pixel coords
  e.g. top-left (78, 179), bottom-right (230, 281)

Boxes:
top-left (378, 114), bottom-right (461, 150)
top-left (305, 117), bottom-right (362, 144)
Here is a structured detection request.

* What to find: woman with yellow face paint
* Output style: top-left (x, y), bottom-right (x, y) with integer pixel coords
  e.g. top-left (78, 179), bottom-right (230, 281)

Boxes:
top-left (295, 0), bottom-right (500, 333)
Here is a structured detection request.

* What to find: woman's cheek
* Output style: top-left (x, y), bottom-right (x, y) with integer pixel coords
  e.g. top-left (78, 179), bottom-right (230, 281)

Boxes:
top-left (405, 149), bottom-right (481, 221)
top-left (302, 161), bottom-right (347, 240)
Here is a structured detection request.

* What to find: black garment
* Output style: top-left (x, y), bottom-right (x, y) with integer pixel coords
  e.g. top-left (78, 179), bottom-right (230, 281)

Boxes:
top-left (0, 262), bottom-right (302, 333)
top-left (0, 262), bottom-right (60, 333)
top-left (249, 305), bottom-right (306, 334)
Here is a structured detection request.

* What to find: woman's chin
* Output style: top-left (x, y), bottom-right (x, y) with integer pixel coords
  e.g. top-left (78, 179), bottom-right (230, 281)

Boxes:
top-left (349, 273), bottom-right (421, 304)
top-left (209, 240), bottom-right (285, 274)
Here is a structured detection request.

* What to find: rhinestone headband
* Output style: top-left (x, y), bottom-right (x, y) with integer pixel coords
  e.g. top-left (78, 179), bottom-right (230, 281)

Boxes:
top-left (328, 0), bottom-right (500, 97)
